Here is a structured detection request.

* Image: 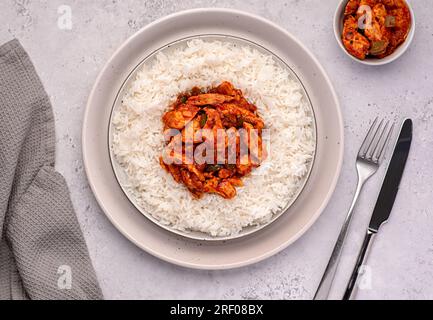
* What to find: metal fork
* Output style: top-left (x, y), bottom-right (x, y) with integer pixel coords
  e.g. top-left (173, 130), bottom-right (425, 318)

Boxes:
top-left (314, 117), bottom-right (394, 300)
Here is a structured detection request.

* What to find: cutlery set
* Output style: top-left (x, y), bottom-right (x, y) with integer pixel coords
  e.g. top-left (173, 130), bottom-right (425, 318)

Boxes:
top-left (314, 118), bottom-right (413, 300)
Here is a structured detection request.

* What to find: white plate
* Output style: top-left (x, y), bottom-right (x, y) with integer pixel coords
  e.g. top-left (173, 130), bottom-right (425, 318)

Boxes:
top-left (108, 34), bottom-right (317, 241)
top-left (83, 8), bottom-right (344, 269)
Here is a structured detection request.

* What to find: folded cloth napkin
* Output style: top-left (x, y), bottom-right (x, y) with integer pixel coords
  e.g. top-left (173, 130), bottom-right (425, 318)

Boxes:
top-left (0, 39), bottom-right (102, 300)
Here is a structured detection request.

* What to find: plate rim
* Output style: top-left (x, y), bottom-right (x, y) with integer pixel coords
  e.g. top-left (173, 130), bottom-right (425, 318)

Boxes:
top-left (82, 7), bottom-right (344, 269)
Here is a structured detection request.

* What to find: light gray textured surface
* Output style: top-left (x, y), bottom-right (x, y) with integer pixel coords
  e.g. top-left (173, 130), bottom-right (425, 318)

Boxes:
top-left (1, 0), bottom-right (432, 300)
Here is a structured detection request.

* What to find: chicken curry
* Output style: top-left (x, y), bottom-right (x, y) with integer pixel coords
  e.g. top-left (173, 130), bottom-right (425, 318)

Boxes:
top-left (159, 81), bottom-right (267, 199)
top-left (342, 0), bottom-right (411, 60)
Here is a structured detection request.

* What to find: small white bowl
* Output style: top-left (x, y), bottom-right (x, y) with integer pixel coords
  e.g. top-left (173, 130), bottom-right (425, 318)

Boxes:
top-left (334, 0), bottom-right (416, 66)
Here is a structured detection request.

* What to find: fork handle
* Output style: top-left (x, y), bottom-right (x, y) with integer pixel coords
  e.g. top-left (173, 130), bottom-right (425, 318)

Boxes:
top-left (343, 229), bottom-right (376, 300)
top-left (313, 179), bottom-right (364, 300)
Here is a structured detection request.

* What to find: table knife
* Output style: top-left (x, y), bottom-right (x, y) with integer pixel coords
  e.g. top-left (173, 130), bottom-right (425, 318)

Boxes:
top-left (343, 118), bottom-right (413, 300)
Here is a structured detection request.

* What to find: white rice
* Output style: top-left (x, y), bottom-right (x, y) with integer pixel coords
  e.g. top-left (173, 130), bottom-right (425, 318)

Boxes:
top-left (111, 39), bottom-right (315, 237)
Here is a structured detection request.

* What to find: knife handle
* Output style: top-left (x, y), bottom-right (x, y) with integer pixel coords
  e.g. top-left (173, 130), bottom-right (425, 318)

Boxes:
top-left (343, 229), bottom-right (376, 300)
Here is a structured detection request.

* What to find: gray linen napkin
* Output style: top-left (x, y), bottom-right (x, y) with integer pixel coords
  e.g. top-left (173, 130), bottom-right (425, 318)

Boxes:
top-left (0, 39), bottom-right (102, 300)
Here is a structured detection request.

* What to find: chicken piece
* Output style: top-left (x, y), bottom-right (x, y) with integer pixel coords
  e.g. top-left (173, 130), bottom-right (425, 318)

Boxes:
top-left (202, 177), bottom-right (222, 197)
top-left (381, 0), bottom-right (395, 7)
top-left (233, 94), bottom-right (257, 113)
top-left (387, 27), bottom-right (407, 50)
top-left (227, 177), bottom-right (243, 187)
top-left (160, 158), bottom-right (183, 183)
top-left (217, 103), bottom-right (264, 130)
top-left (186, 164), bottom-right (205, 181)
top-left (181, 117), bottom-right (202, 144)
top-left (372, 3), bottom-right (387, 25)
top-left (381, 0), bottom-right (407, 9)
top-left (203, 172), bottom-right (216, 179)
top-left (236, 163), bottom-right (253, 176)
top-left (344, 0), bottom-right (360, 16)
top-left (217, 104), bottom-right (239, 128)
top-left (363, 4), bottom-right (390, 55)
top-left (216, 180), bottom-right (237, 199)
top-left (342, 16), bottom-right (371, 60)
top-left (388, 6), bottom-right (411, 31)
top-left (202, 108), bottom-right (223, 130)
top-left (204, 178), bottom-right (237, 199)
top-left (162, 104), bottom-right (199, 130)
top-left (218, 168), bottom-right (233, 179)
top-left (237, 108), bottom-right (264, 130)
top-left (216, 81), bottom-right (257, 112)
top-left (187, 93), bottom-right (233, 106)
top-left (180, 168), bottom-right (204, 198)
top-left (377, 6), bottom-right (411, 57)
top-left (361, 4), bottom-right (388, 38)
top-left (215, 81), bottom-right (237, 96)
top-left (168, 165), bottom-right (182, 183)
top-left (358, 0), bottom-right (377, 8)
top-left (190, 86), bottom-right (202, 96)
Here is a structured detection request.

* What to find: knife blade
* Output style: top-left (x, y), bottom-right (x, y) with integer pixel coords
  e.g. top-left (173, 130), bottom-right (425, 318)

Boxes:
top-left (343, 118), bottom-right (412, 300)
top-left (368, 118), bottom-right (412, 232)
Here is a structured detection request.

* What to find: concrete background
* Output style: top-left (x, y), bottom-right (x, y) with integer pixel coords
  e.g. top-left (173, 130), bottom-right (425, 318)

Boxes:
top-left (1, 0), bottom-right (432, 299)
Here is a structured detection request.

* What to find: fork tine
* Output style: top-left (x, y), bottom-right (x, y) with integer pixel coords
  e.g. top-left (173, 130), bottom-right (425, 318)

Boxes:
top-left (370, 120), bottom-right (390, 161)
top-left (374, 122), bottom-right (394, 162)
top-left (365, 119), bottom-right (384, 159)
top-left (358, 117), bottom-right (378, 157)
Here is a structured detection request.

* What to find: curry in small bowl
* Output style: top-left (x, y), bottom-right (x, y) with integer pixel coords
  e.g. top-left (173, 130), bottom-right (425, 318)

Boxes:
top-left (341, 0), bottom-right (412, 60)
